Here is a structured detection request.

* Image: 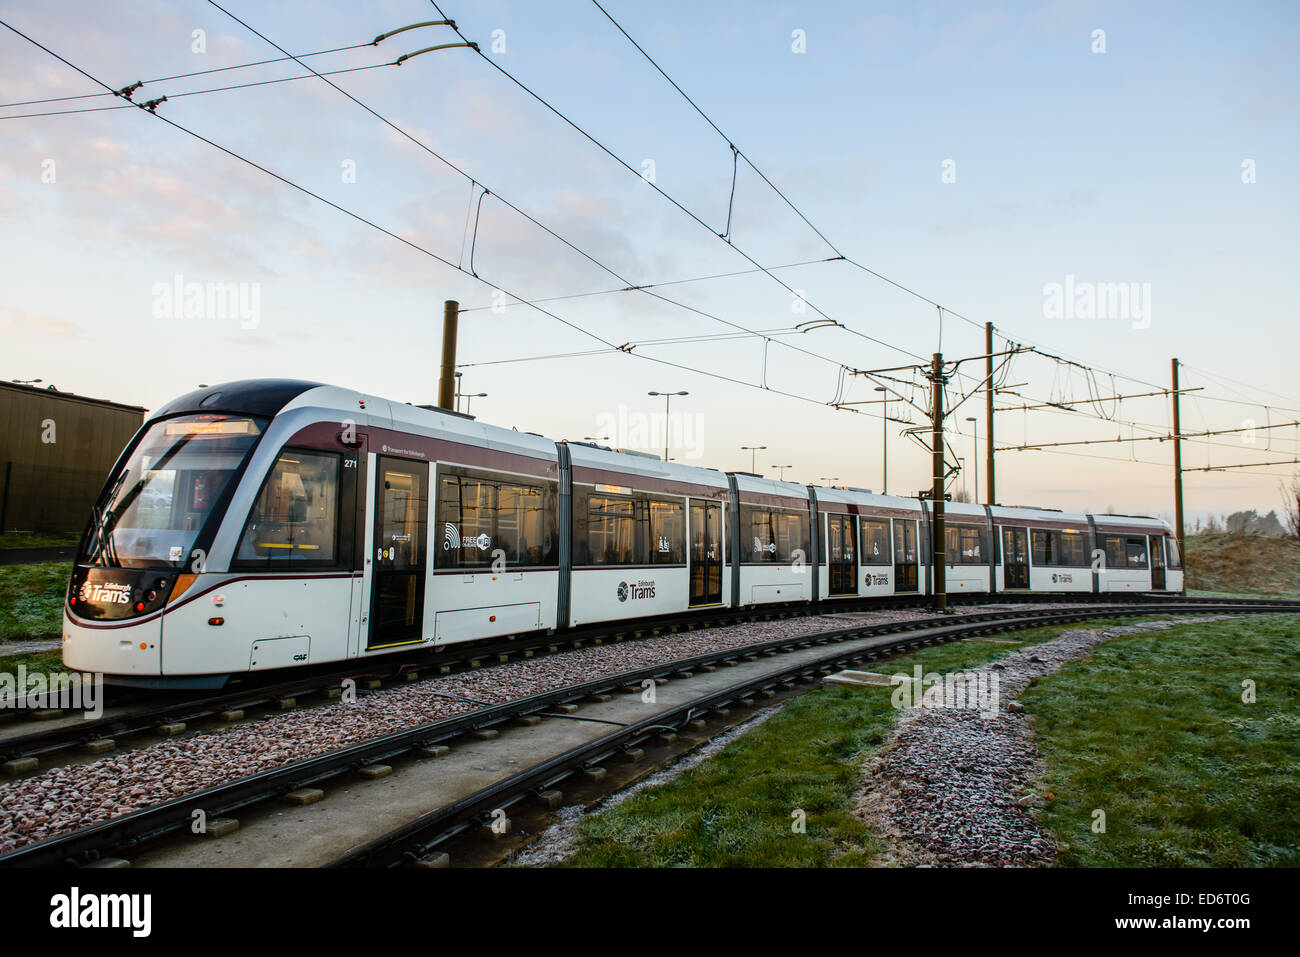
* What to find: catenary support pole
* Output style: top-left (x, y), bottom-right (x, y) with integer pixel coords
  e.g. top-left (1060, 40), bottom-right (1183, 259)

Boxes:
top-left (437, 300), bottom-right (459, 411)
top-left (931, 352), bottom-right (947, 612)
top-left (985, 321), bottom-right (996, 505)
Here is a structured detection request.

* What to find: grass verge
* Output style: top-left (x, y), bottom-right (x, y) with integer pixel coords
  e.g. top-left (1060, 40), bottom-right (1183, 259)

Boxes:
top-left (1184, 533), bottom-right (1300, 595)
top-left (0, 531), bottom-right (80, 551)
top-left (0, 646), bottom-right (63, 676)
top-left (1026, 613), bottom-right (1300, 866)
top-left (0, 561), bottom-right (71, 642)
top-left (556, 616), bottom-right (1152, 867)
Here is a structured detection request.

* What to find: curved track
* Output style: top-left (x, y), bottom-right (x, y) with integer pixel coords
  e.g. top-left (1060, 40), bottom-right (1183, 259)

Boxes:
top-left (1, 597), bottom-right (1294, 868)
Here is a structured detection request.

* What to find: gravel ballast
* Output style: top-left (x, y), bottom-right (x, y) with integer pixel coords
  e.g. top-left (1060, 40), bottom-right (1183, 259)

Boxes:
top-left (0, 608), bottom-right (960, 854)
top-left (854, 616), bottom-right (1229, 867)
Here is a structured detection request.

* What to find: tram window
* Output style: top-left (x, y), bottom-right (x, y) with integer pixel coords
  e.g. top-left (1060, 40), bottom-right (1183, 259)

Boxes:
top-left (1031, 529), bottom-right (1052, 565)
top-left (1125, 537), bottom-right (1149, 568)
top-left (740, 505), bottom-right (808, 563)
top-left (1031, 529), bottom-right (1089, 566)
top-left (776, 511), bottom-right (809, 563)
top-left (236, 449), bottom-right (340, 565)
top-left (435, 467), bottom-right (558, 569)
top-left (944, 525), bottom-right (986, 564)
top-left (1059, 531), bottom-right (1088, 566)
top-left (745, 506), bottom-right (777, 562)
top-left (861, 519), bottom-right (891, 565)
top-left (649, 501), bottom-right (685, 564)
top-left (569, 486), bottom-right (646, 566)
top-left (1102, 535), bottom-right (1126, 570)
top-left (1165, 536), bottom-right (1182, 569)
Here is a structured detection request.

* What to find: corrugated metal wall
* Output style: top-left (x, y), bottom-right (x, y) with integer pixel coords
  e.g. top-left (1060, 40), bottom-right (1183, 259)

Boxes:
top-left (0, 384), bottom-right (145, 533)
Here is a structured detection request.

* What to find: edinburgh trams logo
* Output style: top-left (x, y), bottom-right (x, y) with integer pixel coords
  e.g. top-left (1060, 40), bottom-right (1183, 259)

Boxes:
top-left (78, 580), bottom-right (131, 604)
top-left (617, 580), bottom-right (656, 602)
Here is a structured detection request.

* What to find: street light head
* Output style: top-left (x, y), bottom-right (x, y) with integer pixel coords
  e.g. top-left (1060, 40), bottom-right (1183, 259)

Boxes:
top-left (648, 391), bottom-right (660, 396)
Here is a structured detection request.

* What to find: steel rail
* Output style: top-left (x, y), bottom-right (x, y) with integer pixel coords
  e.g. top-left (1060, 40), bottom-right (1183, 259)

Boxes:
top-left (326, 599), bottom-right (1297, 867)
top-left (2, 600), bottom-right (1291, 868)
top-left (0, 596), bottom-right (884, 760)
top-left (4, 591), bottom-right (1295, 764)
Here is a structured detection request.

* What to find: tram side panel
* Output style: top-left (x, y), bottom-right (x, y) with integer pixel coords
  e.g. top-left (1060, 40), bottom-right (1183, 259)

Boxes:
top-left (566, 480), bottom-right (693, 627)
top-left (735, 498), bottom-right (815, 606)
top-left (424, 459), bottom-right (561, 646)
top-left (1094, 526), bottom-right (1156, 592)
top-left (943, 520), bottom-right (993, 594)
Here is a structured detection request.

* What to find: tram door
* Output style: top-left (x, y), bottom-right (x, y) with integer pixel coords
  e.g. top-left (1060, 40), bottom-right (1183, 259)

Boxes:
top-left (368, 457), bottom-right (428, 649)
top-left (689, 500), bottom-right (723, 606)
top-left (827, 514), bottom-right (858, 595)
top-left (1149, 534), bottom-right (1166, 590)
top-left (893, 519), bottom-right (919, 592)
top-left (1003, 527), bottom-right (1030, 589)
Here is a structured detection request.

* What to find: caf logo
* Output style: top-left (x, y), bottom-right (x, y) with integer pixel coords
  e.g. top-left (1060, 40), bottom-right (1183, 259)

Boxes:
top-left (1051, 573), bottom-right (1059, 583)
top-left (617, 581), bottom-right (629, 602)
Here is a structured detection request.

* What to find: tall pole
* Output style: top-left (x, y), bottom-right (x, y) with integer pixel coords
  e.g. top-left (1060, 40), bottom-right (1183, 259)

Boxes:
top-left (875, 386), bottom-right (888, 495)
top-left (662, 393), bottom-right (671, 461)
top-left (931, 352), bottom-right (947, 612)
top-left (967, 417), bottom-right (978, 504)
top-left (437, 300), bottom-right (459, 411)
top-left (985, 321), bottom-right (996, 505)
top-left (1172, 357), bottom-right (1185, 578)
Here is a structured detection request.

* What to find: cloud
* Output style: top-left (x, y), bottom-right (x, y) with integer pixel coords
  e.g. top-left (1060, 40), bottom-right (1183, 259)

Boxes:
top-left (0, 312), bottom-right (85, 339)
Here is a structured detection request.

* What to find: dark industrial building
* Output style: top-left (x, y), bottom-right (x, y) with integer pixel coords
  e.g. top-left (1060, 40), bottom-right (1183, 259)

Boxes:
top-left (0, 381), bottom-right (146, 534)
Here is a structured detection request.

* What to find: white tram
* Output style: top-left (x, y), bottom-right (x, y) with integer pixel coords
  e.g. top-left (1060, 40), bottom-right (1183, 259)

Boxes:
top-left (62, 380), bottom-right (1183, 687)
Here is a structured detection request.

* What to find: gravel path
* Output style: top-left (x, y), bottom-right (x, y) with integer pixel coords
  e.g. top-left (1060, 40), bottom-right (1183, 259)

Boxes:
top-left (1, 639), bottom-right (60, 655)
top-left (0, 612), bottom-right (882, 854)
top-left (854, 616), bottom-right (1229, 867)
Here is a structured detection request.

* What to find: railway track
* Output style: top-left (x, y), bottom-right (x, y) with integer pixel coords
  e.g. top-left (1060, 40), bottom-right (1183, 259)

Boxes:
top-left (3, 591), bottom-right (1297, 770)
top-left (1, 598), bottom-right (1293, 868)
top-left (0, 594), bottom-right (933, 767)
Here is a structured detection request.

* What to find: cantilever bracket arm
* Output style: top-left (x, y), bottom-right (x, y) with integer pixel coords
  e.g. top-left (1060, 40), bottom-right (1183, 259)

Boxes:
top-left (373, 20), bottom-right (455, 45)
top-left (396, 42), bottom-right (479, 65)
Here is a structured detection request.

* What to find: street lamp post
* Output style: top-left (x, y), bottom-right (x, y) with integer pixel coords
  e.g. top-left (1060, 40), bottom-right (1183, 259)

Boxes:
top-left (965, 416), bottom-right (979, 505)
top-left (648, 390), bottom-right (688, 461)
top-left (454, 372), bottom-right (487, 414)
top-left (773, 465), bottom-right (793, 481)
top-left (740, 445), bottom-right (766, 472)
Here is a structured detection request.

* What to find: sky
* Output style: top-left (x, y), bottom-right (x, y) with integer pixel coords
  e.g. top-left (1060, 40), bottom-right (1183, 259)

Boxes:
top-left (2, 0), bottom-right (1298, 528)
